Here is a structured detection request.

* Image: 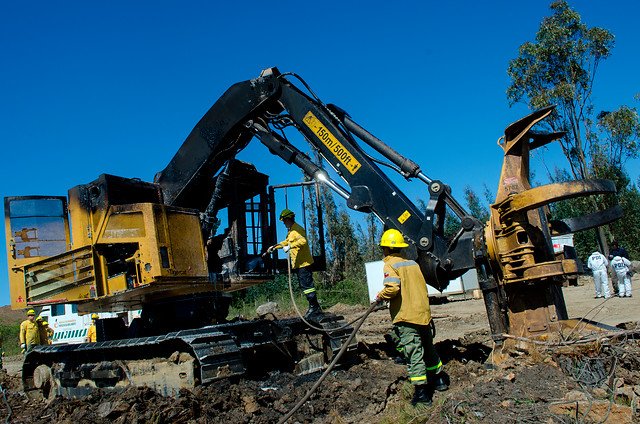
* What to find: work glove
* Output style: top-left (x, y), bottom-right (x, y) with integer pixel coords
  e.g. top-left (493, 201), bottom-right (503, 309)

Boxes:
top-left (262, 245), bottom-right (276, 258)
top-left (20, 343), bottom-right (26, 350)
top-left (283, 245), bottom-right (290, 253)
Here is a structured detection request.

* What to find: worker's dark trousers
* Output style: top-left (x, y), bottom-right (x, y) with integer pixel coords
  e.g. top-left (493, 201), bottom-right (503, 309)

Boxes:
top-left (296, 266), bottom-right (319, 306)
top-left (393, 322), bottom-right (442, 385)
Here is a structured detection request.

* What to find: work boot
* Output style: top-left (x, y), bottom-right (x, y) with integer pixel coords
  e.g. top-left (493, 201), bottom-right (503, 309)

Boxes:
top-left (304, 295), bottom-right (323, 321)
top-left (429, 371), bottom-right (450, 392)
top-left (393, 355), bottom-right (407, 365)
top-left (411, 384), bottom-right (432, 406)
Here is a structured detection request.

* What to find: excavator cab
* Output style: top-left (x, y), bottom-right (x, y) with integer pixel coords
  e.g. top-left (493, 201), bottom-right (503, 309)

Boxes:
top-left (4, 196), bottom-right (71, 310)
top-left (4, 157), bottom-right (327, 334)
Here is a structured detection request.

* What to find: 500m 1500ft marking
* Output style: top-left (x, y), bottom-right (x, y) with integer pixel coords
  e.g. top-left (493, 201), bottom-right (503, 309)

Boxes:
top-left (303, 111), bottom-right (361, 175)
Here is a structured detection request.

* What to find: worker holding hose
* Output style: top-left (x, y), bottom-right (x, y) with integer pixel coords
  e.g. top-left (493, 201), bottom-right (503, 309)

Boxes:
top-left (266, 209), bottom-right (323, 320)
top-left (374, 229), bottom-right (448, 406)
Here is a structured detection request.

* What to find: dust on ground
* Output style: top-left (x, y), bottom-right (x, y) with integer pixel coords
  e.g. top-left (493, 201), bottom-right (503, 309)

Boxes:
top-left (1, 275), bottom-right (639, 423)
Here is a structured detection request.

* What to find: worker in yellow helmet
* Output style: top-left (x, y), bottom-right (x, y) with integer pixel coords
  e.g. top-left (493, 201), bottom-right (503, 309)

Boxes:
top-left (39, 321), bottom-right (54, 345)
top-left (36, 316), bottom-right (54, 345)
top-left (19, 309), bottom-right (40, 354)
top-left (374, 229), bottom-right (448, 406)
top-left (86, 313), bottom-right (99, 343)
top-left (265, 209), bottom-right (322, 320)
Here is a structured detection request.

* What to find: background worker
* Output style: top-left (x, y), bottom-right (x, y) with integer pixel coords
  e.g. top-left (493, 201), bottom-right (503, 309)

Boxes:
top-left (265, 209), bottom-right (322, 320)
top-left (19, 309), bottom-right (40, 354)
top-left (374, 229), bottom-right (448, 406)
top-left (609, 240), bottom-right (631, 294)
top-left (610, 240), bottom-right (630, 260)
top-left (86, 313), bottom-right (99, 342)
top-left (36, 316), bottom-right (54, 345)
top-left (42, 321), bottom-right (53, 345)
top-left (587, 251), bottom-right (610, 299)
top-left (610, 255), bottom-right (632, 297)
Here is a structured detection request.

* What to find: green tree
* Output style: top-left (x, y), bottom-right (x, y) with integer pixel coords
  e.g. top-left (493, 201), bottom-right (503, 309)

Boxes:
top-left (595, 106), bottom-right (640, 169)
top-left (609, 183), bottom-right (640, 260)
top-left (464, 185), bottom-right (491, 223)
top-left (357, 213), bottom-right (382, 263)
top-left (507, 0), bottom-right (615, 180)
top-left (320, 186), bottom-right (363, 283)
top-left (307, 151), bottom-right (363, 284)
top-left (303, 180), bottom-right (322, 256)
top-left (505, 1), bottom-right (640, 255)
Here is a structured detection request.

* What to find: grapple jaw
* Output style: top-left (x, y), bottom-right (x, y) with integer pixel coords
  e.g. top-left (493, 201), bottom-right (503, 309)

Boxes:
top-left (482, 106), bottom-right (622, 339)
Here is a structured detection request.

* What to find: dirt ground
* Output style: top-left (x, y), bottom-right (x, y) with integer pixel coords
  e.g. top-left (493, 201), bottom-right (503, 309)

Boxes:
top-left (1, 275), bottom-right (639, 423)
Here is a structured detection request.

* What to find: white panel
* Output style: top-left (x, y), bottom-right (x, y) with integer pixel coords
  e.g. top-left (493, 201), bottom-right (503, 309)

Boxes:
top-left (365, 261), bottom-right (479, 299)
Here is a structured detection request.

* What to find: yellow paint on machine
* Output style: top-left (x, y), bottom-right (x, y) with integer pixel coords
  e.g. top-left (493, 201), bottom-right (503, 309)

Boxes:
top-left (303, 111), bottom-right (361, 175)
top-left (398, 210), bottom-right (411, 224)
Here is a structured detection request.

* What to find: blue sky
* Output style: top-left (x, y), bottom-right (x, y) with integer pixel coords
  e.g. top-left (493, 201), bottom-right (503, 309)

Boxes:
top-left (1, 1), bottom-right (639, 306)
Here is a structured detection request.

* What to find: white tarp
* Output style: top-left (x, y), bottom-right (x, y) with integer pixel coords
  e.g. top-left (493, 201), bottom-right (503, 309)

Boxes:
top-left (365, 261), bottom-right (479, 302)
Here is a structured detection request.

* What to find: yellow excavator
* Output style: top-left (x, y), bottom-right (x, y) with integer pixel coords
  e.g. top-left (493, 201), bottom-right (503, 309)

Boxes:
top-left (4, 68), bottom-right (621, 397)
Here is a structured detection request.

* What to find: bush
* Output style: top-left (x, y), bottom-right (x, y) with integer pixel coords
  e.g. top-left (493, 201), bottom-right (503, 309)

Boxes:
top-left (315, 273), bottom-right (369, 307)
top-left (0, 323), bottom-right (21, 356)
top-left (229, 272), bottom-right (369, 318)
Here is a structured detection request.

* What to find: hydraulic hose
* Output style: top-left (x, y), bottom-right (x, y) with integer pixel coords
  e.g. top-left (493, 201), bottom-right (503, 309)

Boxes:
top-left (284, 252), bottom-right (370, 331)
top-left (0, 383), bottom-right (11, 424)
top-left (277, 300), bottom-right (378, 424)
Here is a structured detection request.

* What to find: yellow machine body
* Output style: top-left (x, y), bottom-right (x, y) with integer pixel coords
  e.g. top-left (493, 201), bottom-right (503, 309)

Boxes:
top-left (5, 173), bottom-right (272, 313)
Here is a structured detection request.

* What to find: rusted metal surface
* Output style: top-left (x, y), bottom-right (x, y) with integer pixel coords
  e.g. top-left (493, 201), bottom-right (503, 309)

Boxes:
top-left (484, 106), bottom-right (622, 338)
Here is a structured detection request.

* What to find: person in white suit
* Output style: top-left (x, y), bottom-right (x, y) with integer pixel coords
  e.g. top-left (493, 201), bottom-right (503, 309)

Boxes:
top-left (587, 251), bottom-right (610, 298)
top-left (610, 255), bottom-right (632, 297)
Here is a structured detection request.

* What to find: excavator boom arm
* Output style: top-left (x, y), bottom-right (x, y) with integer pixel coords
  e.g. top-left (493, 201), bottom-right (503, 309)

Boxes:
top-left (155, 67), bottom-right (478, 291)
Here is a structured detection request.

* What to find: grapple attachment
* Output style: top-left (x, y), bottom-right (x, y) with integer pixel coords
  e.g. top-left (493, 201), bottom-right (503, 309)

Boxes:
top-left (482, 106), bottom-right (622, 339)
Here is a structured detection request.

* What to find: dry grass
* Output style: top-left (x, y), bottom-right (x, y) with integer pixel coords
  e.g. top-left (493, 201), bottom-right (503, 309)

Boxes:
top-left (0, 306), bottom-right (23, 326)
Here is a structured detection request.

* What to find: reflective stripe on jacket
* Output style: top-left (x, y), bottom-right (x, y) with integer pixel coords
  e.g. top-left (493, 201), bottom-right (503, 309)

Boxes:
top-left (377, 253), bottom-right (431, 326)
top-left (277, 222), bottom-right (314, 269)
top-left (19, 320), bottom-right (40, 346)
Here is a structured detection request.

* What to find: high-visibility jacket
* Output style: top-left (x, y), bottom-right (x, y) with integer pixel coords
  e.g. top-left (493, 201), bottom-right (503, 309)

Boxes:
top-left (377, 253), bottom-right (432, 326)
top-left (277, 222), bottom-right (314, 269)
top-left (19, 319), bottom-right (40, 346)
top-left (38, 324), bottom-right (54, 345)
top-left (86, 324), bottom-right (97, 343)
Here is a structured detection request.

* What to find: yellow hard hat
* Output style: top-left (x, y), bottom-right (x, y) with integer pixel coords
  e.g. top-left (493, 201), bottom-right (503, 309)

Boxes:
top-left (42, 321), bottom-right (49, 326)
top-left (379, 229), bottom-right (409, 248)
top-left (26, 309), bottom-right (36, 316)
top-left (91, 313), bottom-right (99, 320)
top-left (279, 209), bottom-right (295, 221)
top-left (36, 315), bottom-right (43, 322)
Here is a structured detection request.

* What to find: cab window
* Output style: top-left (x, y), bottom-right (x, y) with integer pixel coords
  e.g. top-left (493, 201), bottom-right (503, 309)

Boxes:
top-left (51, 304), bottom-right (65, 316)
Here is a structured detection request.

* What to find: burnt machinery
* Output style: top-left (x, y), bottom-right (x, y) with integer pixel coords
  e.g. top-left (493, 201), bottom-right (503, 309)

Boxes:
top-left (5, 68), bottom-right (620, 397)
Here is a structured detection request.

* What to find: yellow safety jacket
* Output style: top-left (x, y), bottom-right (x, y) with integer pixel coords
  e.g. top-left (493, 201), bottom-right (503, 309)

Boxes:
top-left (38, 325), bottom-right (54, 345)
top-left (277, 222), bottom-right (314, 269)
top-left (377, 253), bottom-right (432, 326)
top-left (87, 324), bottom-right (97, 342)
top-left (19, 319), bottom-right (40, 346)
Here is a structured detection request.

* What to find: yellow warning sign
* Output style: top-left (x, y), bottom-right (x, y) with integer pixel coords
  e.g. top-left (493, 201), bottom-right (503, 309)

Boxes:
top-left (303, 111), bottom-right (361, 175)
top-left (398, 210), bottom-right (411, 224)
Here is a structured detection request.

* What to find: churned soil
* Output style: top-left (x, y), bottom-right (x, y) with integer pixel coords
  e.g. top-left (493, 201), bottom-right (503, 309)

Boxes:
top-left (1, 276), bottom-right (639, 423)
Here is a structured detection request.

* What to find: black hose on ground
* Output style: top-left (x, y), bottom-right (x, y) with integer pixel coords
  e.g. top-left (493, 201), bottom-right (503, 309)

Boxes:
top-left (0, 383), bottom-right (12, 424)
top-left (277, 300), bottom-right (378, 424)
top-left (285, 254), bottom-right (371, 331)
